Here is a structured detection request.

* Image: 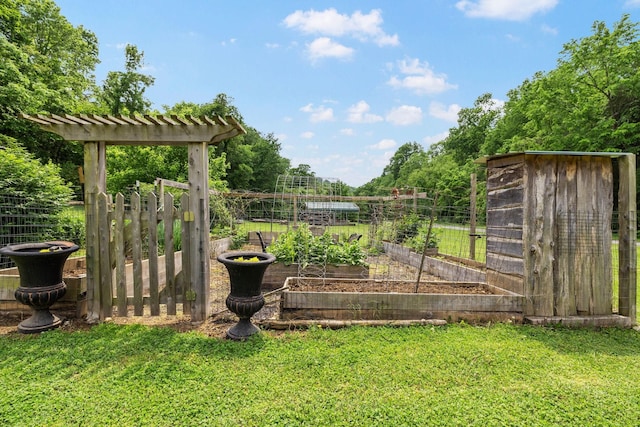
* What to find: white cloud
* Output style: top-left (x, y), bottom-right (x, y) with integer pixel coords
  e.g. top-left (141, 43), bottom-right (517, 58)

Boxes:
top-left (386, 105), bottom-right (422, 126)
top-left (220, 38), bottom-right (237, 46)
top-left (387, 58), bottom-right (457, 95)
top-left (340, 128), bottom-right (355, 136)
top-left (300, 131), bottom-right (315, 139)
top-left (455, 0), bottom-right (558, 21)
top-left (300, 103), bottom-right (335, 122)
top-left (283, 8), bottom-right (399, 47)
top-left (625, 0), bottom-right (640, 7)
top-left (266, 42), bottom-right (280, 49)
top-left (347, 101), bottom-right (384, 124)
top-left (307, 37), bottom-right (354, 61)
top-left (540, 24), bottom-right (558, 35)
top-left (429, 102), bottom-right (461, 122)
top-left (370, 139), bottom-right (397, 150)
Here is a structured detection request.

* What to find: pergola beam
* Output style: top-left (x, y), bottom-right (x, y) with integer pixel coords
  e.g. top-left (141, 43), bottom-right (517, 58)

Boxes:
top-left (19, 113), bottom-right (245, 144)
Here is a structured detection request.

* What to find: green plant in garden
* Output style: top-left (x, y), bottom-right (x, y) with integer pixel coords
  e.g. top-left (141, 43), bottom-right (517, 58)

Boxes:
top-left (267, 223), bottom-right (367, 267)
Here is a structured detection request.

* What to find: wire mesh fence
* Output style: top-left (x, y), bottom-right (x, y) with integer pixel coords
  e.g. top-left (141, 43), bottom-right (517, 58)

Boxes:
top-left (0, 194), bottom-right (77, 269)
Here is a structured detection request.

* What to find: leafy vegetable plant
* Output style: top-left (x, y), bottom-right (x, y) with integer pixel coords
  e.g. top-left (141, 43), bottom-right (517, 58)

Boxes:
top-left (267, 223), bottom-right (367, 267)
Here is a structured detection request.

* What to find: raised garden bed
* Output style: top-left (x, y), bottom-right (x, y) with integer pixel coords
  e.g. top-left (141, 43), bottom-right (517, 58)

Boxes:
top-left (279, 277), bottom-right (524, 323)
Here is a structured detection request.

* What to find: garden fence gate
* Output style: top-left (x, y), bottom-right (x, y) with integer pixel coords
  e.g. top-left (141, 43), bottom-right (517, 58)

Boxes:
top-left (92, 191), bottom-right (198, 318)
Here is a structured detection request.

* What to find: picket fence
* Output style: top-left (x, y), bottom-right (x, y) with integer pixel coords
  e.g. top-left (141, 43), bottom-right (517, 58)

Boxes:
top-left (95, 191), bottom-right (195, 317)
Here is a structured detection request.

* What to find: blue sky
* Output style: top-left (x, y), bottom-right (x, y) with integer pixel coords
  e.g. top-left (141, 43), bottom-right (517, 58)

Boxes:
top-left (56, 0), bottom-right (640, 187)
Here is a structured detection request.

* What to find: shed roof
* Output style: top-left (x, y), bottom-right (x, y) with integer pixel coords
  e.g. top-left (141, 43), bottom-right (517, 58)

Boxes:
top-left (304, 202), bottom-right (360, 212)
top-left (475, 151), bottom-right (630, 164)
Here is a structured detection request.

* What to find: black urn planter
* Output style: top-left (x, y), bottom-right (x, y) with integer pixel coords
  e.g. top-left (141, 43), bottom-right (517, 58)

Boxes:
top-left (217, 251), bottom-right (276, 340)
top-left (0, 241), bottom-right (79, 333)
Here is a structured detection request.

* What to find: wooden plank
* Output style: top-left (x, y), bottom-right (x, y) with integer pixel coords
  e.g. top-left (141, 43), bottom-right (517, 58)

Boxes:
top-left (592, 157), bottom-right (613, 315)
top-left (180, 193), bottom-right (192, 316)
top-left (486, 161), bottom-right (524, 189)
top-left (487, 154), bottom-right (525, 169)
top-left (114, 193), bottom-right (127, 317)
top-left (486, 253), bottom-right (524, 275)
top-left (281, 291), bottom-right (524, 313)
top-left (527, 155), bottom-right (557, 316)
top-left (98, 193), bottom-right (113, 318)
top-left (574, 156), bottom-right (593, 314)
top-left (553, 156), bottom-right (577, 316)
top-left (148, 193), bottom-right (160, 316)
top-left (618, 154), bottom-right (637, 320)
top-left (486, 207), bottom-right (523, 228)
top-left (486, 226), bottom-right (523, 240)
top-left (164, 193), bottom-right (177, 315)
top-left (131, 193), bottom-right (144, 316)
top-left (486, 237), bottom-right (523, 258)
top-left (487, 185), bottom-right (524, 209)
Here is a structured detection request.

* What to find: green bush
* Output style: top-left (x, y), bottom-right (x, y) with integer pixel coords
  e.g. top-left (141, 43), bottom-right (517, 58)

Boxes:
top-left (54, 207), bottom-right (86, 247)
top-left (0, 144), bottom-right (74, 249)
top-left (267, 223), bottom-right (367, 267)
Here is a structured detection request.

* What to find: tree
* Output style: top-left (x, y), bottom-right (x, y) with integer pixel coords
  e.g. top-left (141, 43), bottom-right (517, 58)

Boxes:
top-left (0, 0), bottom-right (100, 192)
top-left (288, 164), bottom-right (315, 177)
top-left (443, 93), bottom-right (502, 164)
top-left (382, 142), bottom-right (424, 182)
top-left (245, 129), bottom-right (290, 192)
top-left (99, 44), bottom-right (155, 115)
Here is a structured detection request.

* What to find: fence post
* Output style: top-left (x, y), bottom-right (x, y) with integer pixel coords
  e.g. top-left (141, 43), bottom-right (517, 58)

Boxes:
top-left (470, 173), bottom-right (477, 261)
top-left (618, 154), bottom-right (637, 321)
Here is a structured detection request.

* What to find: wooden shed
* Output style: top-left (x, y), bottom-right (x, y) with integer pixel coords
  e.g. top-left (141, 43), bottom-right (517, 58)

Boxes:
top-left (478, 152), bottom-right (636, 326)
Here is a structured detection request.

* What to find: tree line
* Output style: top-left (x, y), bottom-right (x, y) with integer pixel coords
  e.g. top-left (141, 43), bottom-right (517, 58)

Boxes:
top-left (2, 1), bottom-right (639, 212)
top-left (356, 15), bottom-right (640, 211)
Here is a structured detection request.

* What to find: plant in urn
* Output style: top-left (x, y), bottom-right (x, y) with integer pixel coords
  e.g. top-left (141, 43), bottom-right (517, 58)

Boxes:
top-left (217, 251), bottom-right (275, 340)
top-left (0, 241), bottom-right (79, 333)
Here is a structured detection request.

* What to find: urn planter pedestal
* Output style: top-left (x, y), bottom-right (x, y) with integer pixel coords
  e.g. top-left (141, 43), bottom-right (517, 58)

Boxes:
top-left (0, 241), bottom-right (79, 333)
top-left (217, 251), bottom-right (276, 340)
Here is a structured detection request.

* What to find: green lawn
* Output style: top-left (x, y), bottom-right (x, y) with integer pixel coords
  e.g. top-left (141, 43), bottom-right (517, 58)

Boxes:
top-left (1, 323), bottom-right (639, 426)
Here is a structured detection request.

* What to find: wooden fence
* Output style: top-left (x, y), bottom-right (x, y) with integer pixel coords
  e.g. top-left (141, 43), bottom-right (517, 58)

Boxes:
top-left (95, 191), bottom-right (194, 317)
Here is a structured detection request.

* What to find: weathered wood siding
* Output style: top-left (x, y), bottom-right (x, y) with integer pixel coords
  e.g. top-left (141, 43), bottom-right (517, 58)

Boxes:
top-left (486, 153), bottom-right (614, 318)
top-left (485, 155), bottom-right (526, 295)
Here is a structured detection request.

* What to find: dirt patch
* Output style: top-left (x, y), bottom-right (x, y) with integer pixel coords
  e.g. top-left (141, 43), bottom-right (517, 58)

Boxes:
top-left (287, 280), bottom-right (493, 294)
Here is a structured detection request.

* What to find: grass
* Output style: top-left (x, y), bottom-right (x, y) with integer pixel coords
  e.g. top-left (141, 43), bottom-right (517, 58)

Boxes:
top-left (1, 323), bottom-right (639, 426)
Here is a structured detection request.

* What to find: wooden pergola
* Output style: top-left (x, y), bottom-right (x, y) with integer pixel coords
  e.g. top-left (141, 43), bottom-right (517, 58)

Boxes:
top-left (20, 113), bottom-right (246, 323)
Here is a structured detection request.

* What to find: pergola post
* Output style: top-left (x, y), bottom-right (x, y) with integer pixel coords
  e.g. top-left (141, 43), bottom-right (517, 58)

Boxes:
top-left (188, 142), bottom-right (211, 323)
top-left (84, 141), bottom-right (107, 323)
